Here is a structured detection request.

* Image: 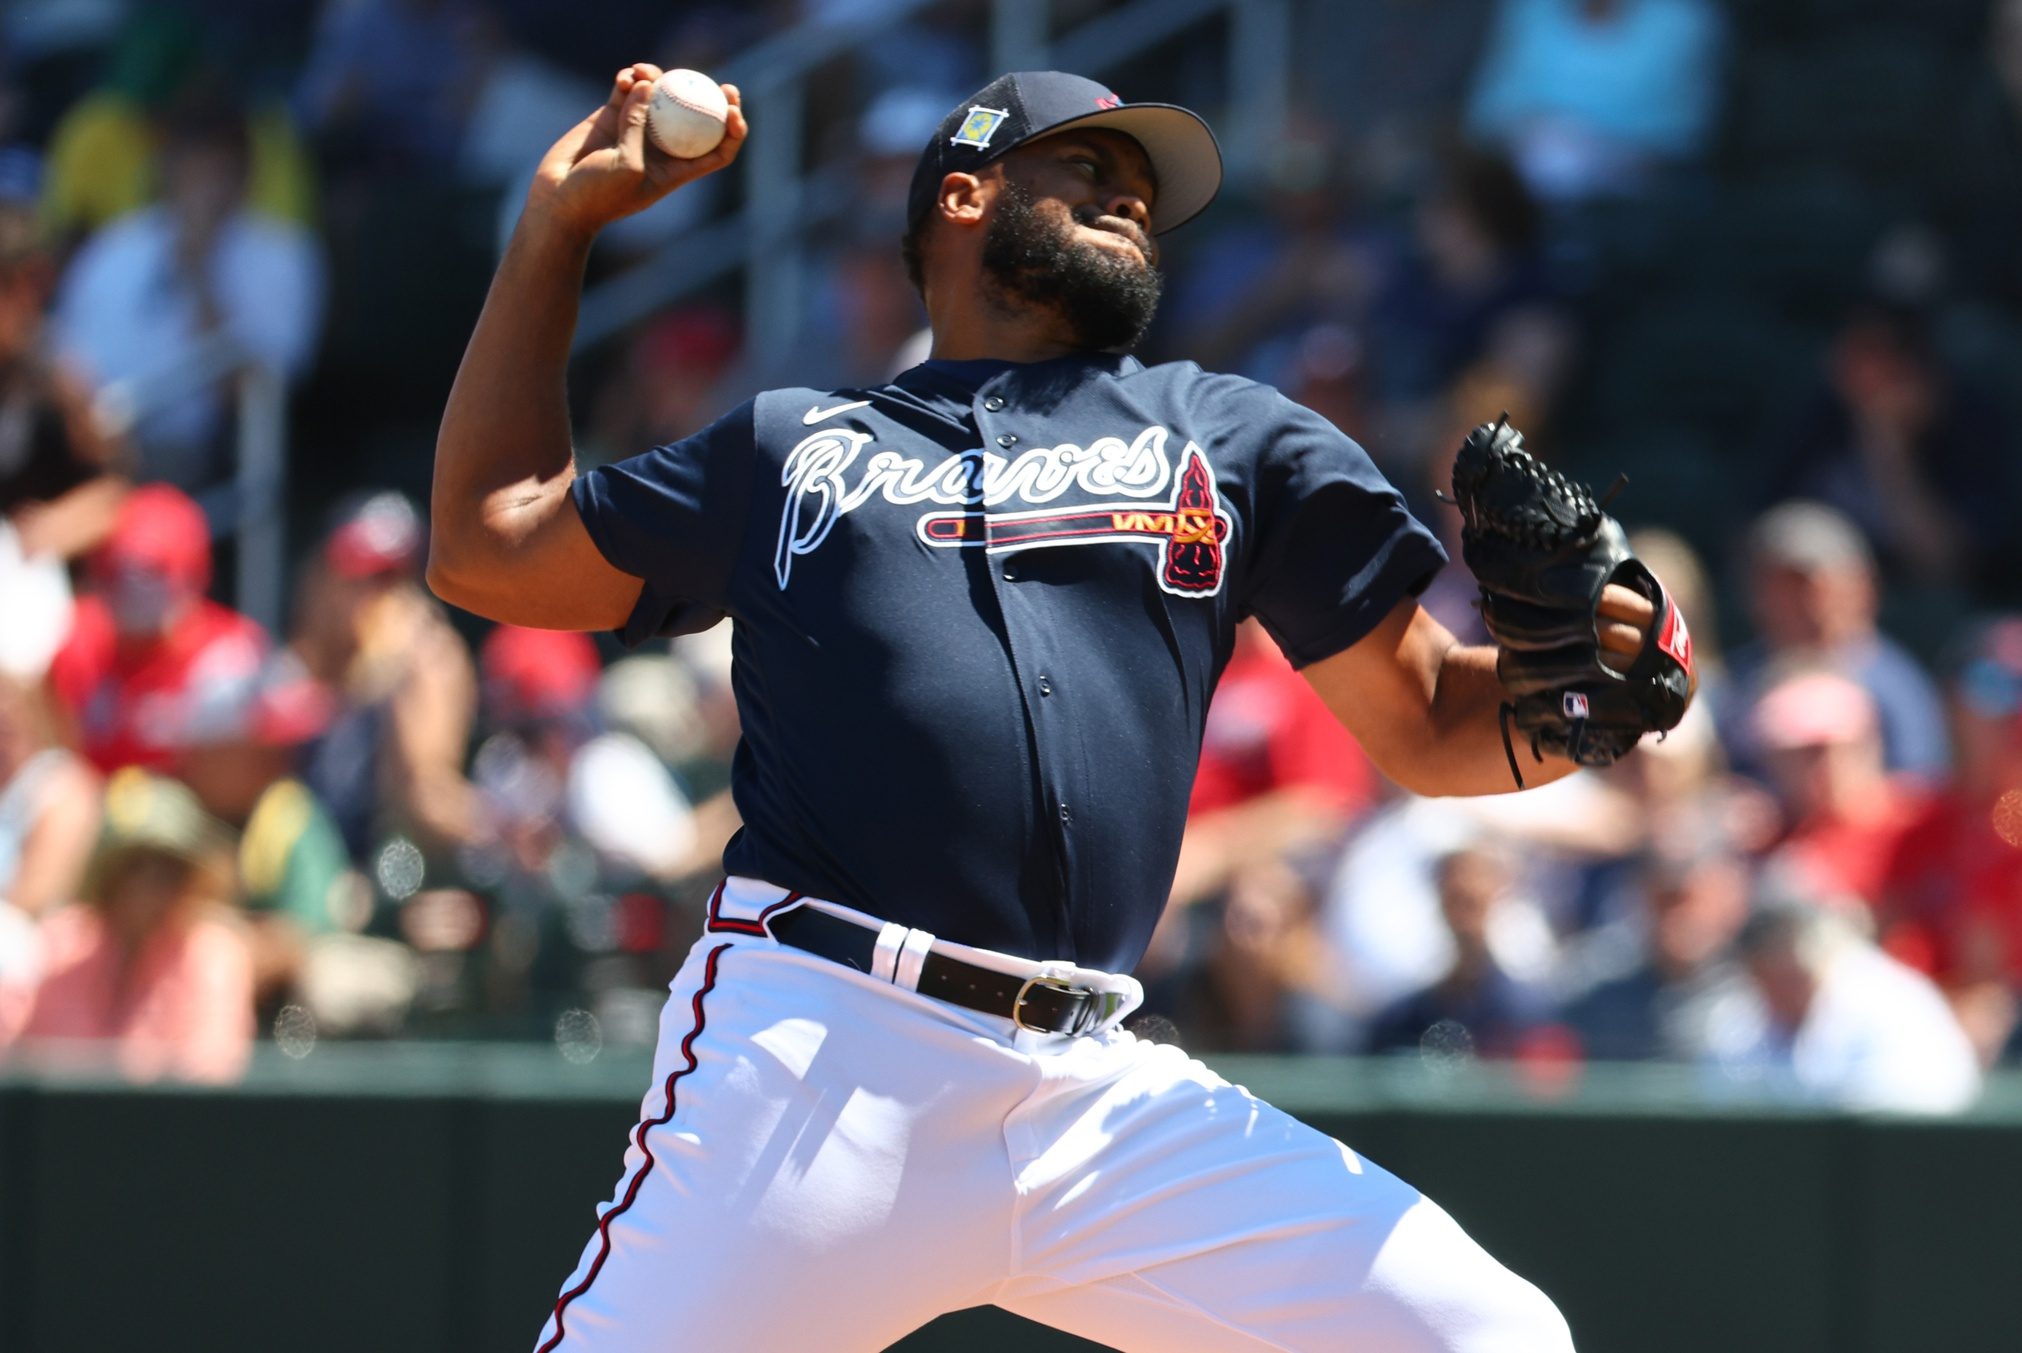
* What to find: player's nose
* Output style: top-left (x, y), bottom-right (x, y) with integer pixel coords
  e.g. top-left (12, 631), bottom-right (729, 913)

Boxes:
top-left (1104, 189), bottom-right (1151, 232)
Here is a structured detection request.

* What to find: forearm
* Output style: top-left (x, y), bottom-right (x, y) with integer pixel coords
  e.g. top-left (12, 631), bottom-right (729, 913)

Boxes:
top-left (10, 475), bottom-right (127, 561)
top-left (1415, 642), bottom-right (1581, 796)
top-left (1304, 600), bottom-right (1581, 799)
top-left (430, 213), bottom-right (593, 585)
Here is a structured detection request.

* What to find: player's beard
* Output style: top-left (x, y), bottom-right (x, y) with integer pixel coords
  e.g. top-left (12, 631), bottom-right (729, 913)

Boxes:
top-left (980, 178), bottom-right (1163, 352)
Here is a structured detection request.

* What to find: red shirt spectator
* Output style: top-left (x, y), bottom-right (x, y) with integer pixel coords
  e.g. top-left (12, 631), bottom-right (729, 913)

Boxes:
top-left (1884, 794), bottom-right (2022, 981)
top-left (1162, 624), bottom-right (1374, 917)
top-left (1190, 622), bottom-right (1373, 818)
top-left (48, 485), bottom-right (266, 774)
top-left (1882, 620), bottom-right (2022, 985)
top-left (1752, 668), bottom-right (1927, 916)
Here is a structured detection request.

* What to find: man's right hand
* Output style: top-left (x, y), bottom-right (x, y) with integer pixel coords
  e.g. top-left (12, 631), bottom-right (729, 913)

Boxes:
top-left (525, 63), bottom-right (748, 243)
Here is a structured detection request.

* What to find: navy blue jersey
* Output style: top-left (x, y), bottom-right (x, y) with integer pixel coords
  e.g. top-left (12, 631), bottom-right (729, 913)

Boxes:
top-left (573, 353), bottom-right (1445, 972)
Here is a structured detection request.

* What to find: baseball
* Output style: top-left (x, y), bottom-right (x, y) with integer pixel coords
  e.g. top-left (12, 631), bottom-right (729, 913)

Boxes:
top-left (647, 68), bottom-right (729, 159)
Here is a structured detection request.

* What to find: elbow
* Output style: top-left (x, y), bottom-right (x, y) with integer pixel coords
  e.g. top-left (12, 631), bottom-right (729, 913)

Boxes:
top-left (423, 550), bottom-right (458, 607)
top-left (425, 536), bottom-right (483, 614)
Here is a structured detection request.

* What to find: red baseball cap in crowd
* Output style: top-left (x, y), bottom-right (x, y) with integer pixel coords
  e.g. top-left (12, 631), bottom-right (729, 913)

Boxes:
top-left (480, 625), bottom-right (602, 720)
top-left (1752, 670), bottom-right (1878, 750)
top-left (93, 484), bottom-right (212, 591)
top-left (324, 491), bottom-right (424, 580)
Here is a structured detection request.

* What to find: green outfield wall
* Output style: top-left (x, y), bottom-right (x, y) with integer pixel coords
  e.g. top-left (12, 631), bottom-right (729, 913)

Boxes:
top-left (2, 1049), bottom-right (2019, 1353)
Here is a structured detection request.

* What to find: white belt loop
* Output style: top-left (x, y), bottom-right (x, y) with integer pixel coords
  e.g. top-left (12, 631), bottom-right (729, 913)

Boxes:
top-left (870, 923), bottom-right (908, 983)
top-left (894, 927), bottom-right (937, 992)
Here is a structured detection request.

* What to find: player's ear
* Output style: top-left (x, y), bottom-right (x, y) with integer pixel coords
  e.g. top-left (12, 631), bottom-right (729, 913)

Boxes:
top-left (937, 172), bottom-right (988, 230)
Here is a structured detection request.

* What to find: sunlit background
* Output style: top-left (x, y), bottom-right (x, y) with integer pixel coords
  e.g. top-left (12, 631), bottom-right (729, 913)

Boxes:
top-left (2, 2), bottom-right (2021, 1350)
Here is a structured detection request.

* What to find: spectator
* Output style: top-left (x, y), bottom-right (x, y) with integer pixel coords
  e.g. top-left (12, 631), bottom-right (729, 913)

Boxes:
top-left (291, 491), bottom-right (482, 859)
top-left (1560, 836), bottom-right (1749, 1061)
top-left (463, 625), bottom-right (695, 1023)
top-left (783, 226), bottom-right (930, 389)
top-left (472, 624), bottom-right (695, 884)
top-left (1169, 620), bottom-right (1377, 910)
top-left (1367, 146), bottom-right (1573, 464)
top-left (1883, 618), bottom-right (2022, 1063)
top-left (51, 90), bottom-right (326, 490)
top-left (39, 11), bottom-right (316, 244)
top-left (1465, 0), bottom-right (1725, 203)
top-left (0, 671), bottom-right (102, 1038)
top-left (294, 0), bottom-right (484, 176)
top-left (48, 484), bottom-right (267, 776)
top-left (1187, 852), bottom-right (1349, 1054)
top-left (179, 661), bottom-right (358, 1013)
top-left (0, 674), bottom-right (101, 920)
top-left (596, 647), bottom-right (741, 871)
top-left (1750, 669), bottom-right (1929, 918)
top-left (579, 308), bottom-right (742, 468)
top-left (1160, 118), bottom-right (1383, 385)
top-left (1702, 900), bottom-right (1980, 1113)
top-left (6, 768), bottom-right (254, 1083)
top-left (1365, 843), bottom-right (1556, 1058)
top-left (1718, 501), bottom-right (1949, 781)
top-left (1321, 794), bottom-right (1562, 1036)
top-left (1768, 300), bottom-right (2008, 592)
top-left (0, 201), bottom-right (128, 680)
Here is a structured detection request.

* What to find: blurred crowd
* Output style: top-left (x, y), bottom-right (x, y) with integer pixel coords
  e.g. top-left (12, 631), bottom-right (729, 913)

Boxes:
top-left (1, 0), bottom-right (2020, 1113)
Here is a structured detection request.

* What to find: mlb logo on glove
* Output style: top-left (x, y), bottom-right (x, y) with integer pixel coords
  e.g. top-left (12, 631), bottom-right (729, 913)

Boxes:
top-left (1561, 691), bottom-right (1590, 720)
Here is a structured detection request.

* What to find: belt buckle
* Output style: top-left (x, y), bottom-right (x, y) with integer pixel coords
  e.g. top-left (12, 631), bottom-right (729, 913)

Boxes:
top-left (1012, 965), bottom-right (1085, 1034)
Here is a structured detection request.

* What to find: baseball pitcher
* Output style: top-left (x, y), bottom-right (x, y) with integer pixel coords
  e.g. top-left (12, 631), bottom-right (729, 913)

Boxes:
top-left (432, 64), bottom-right (1692, 1352)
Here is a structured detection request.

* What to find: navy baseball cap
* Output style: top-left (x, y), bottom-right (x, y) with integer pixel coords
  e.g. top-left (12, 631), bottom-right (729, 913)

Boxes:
top-left (906, 71), bottom-right (1222, 237)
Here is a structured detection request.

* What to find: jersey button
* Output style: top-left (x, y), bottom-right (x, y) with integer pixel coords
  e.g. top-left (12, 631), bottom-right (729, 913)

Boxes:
top-left (996, 433), bottom-right (1017, 448)
top-left (1038, 676), bottom-right (1053, 695)
top-left (1002, 565), bottom-right (1017, 581)
top-left (983, 396), bottom-right (1005, 412)
top-left (1058, 804), bottom-right (1072, 823)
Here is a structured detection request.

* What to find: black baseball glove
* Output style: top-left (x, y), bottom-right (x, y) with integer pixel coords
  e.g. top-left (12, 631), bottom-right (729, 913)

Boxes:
top-left (1447, 416), bottom-right (1695, 786)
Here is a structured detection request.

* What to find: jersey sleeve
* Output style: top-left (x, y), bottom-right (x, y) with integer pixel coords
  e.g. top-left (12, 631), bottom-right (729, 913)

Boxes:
top-left (570, 400), bottom-right (758, 645)
top-left (1239, 393), bottom-right (1447, 668)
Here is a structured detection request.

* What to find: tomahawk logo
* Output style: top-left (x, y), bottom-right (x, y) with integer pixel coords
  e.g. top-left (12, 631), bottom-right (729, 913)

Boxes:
top-left (917, 445), bottom-right (1231, 597)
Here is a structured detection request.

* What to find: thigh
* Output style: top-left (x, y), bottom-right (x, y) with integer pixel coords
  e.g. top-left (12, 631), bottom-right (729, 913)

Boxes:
top-left (997, 1037), bottom-right (1573, 1353)
top-left (533, 941), bottom-right (1019, 1353)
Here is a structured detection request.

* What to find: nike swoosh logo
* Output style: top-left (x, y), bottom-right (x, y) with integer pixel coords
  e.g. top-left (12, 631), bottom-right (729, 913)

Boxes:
top-left (804, 400), bottom-right (872, 425)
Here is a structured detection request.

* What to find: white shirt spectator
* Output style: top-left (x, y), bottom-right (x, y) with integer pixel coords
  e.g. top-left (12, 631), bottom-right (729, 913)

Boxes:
top-left (1702, 942), bottom-right (1981, 1113)
top-left (567, 731), bottom-right (697, 880)
top-left (52, 206), bottom-right (324, 486)
top-left (1320, 795), bottom-right (1560, 1025)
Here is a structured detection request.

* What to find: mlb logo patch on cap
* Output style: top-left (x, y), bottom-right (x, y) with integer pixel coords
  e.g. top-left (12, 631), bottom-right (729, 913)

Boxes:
top-left (1562, 692), bottom-right (1591, 720)
top-left (951, 105), bottom-right (1010, 150)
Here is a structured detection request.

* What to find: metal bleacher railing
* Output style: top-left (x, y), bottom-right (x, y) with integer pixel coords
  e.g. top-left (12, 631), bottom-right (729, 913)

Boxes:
top-left (91, 332), bottom-right (288, 632)
top-left (571, 0), bottom-right (1293, 367)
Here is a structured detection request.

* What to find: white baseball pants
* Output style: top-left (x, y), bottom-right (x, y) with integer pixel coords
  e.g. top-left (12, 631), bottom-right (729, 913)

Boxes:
top-left (534, 881), bottom-right (1573, 1352)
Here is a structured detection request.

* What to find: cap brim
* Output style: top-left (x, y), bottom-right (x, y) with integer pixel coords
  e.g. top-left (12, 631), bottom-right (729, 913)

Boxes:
top-left (1024, 103), bottom-right (1222, 234)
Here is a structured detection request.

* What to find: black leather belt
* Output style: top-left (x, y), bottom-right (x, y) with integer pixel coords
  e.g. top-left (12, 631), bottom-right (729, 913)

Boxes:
top-left (766, 906), bottom-right (1116, 1036)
